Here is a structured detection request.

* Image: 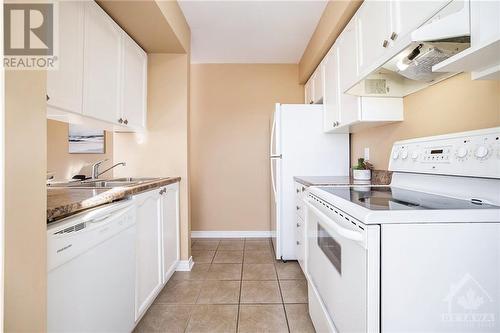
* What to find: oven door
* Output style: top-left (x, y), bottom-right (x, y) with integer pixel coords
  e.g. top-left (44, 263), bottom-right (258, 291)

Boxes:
top-left (305, 198), bottom-right (379, 333)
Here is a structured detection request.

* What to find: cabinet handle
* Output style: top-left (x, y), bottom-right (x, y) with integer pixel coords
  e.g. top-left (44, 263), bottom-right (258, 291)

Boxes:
top-left (296, 241), bottom-right (300, 245)
top-left (296, 206), bottom-right (300, 210)
top-left (118, 118), bottom-right (123, 124)
top-left (296, 189), bottom-right (300, 193)
top-left (46, 94), bottom-right (50, 101)
top-left (382, 40), bottom-right (389, 48)
top-left (301, 187), bottom-right (305, 192)
top-left (296, 223), bottom-right (300, 227)
top-left (124, 119), bottom-right (128, 125)
top-left (390, 32), bottom-right (398, 41)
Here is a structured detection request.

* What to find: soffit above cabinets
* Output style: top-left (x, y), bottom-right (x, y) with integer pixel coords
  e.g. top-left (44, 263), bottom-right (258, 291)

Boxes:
top-left (178, 0), bottom-right (327, 63)
top-left (96, 0), bottom-right (186, 53)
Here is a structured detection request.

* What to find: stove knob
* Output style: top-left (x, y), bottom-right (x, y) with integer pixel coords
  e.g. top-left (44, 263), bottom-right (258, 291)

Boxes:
top-left (456, 147), bottom-right (468, 159)
top-left (392, 150), bottom-right (399, 160)
top-left (475, 145), bottom-right (489, 159)
top-left (411, 151), bottom-right (419, 160)
top-left (401, 150), bottom-right (408, 160)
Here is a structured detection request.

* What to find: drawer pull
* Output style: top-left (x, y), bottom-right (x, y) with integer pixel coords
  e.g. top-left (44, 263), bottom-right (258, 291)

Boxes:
top-left (296, 241), bottom-right (300, 245)
top-left (296, 223), bottom-right (300, 227)
top-left (296, 206), bottom-right (300, 210)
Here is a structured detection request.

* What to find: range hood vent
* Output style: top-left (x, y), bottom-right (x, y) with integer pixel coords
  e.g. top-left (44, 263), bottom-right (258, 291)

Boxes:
top-left (349, 0), bottom-right (471, 98)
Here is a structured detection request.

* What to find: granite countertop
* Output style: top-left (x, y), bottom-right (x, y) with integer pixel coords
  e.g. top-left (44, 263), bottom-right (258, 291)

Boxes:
top-left (47, 177), bottom-right (181, 223)
top-left (294, 170), bottom-right (392, 187)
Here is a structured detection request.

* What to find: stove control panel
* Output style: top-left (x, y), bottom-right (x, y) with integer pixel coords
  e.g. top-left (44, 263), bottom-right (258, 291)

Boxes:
top-left (389, 127), bottom-right (500, 179)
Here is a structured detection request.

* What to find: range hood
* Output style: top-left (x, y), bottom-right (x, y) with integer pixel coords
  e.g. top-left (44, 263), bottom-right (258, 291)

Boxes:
top-left (349, 0), bottom-right (471, 97)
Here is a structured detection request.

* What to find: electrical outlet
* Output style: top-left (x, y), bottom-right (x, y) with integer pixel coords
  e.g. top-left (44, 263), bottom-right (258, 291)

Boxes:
top-left (364, 147), bottom-right (370, 161)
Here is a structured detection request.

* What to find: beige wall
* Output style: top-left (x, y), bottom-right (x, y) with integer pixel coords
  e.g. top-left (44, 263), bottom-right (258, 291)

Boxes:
top-left (298, 0), bottom-right (362, 83)
top-left (114, 54), bottom-right (191, 259)
top-left (5, 71), bottom-right (47, 332)
top-left (190, 64), bottom-right (304, 232)
top-left (47, 120), bottom-right (114, 180)
top-left (351, 73), bottom-right (500, 169)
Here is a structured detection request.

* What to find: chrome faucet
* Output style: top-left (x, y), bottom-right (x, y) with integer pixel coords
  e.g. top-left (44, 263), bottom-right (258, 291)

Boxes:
top-left (91, 159), bottom-right (108, 180)
top-left (96, 162), bottom-right (127, 179)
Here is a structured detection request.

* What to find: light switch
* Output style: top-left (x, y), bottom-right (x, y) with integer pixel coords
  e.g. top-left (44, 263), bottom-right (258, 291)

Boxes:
top-left (364, 147), bottom-right (370, 161)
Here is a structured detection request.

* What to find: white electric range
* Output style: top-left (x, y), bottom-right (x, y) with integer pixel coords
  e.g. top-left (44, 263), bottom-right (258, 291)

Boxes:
top-left (304, 127), bottom-right (500, 333)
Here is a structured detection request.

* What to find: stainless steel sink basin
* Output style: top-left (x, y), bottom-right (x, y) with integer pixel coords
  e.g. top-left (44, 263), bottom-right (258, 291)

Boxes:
top-left (48, 177), bottom-right (160, 189)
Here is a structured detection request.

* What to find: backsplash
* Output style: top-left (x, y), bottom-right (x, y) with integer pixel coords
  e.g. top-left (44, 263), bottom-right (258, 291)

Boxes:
top-left (47, 120), bottom-right (114, 180)
top-left (350, 73), bottom-right (500, 169)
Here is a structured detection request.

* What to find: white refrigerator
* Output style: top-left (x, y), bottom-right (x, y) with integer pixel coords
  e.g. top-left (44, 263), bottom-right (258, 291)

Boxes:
top-left (270, 103), bottom-right (349, 260)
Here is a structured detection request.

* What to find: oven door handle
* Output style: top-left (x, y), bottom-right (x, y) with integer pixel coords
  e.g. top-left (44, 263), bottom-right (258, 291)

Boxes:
top-left (305, 200), bottom-right (364, 243)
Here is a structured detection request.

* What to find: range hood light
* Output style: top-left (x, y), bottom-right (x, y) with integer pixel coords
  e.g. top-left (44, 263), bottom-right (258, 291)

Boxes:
top-left (397, 58), bottom-right (410, 71)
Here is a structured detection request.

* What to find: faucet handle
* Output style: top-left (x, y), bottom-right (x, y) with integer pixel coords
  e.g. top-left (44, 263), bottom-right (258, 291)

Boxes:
top-left (92, 158), bottom-right (109, 167)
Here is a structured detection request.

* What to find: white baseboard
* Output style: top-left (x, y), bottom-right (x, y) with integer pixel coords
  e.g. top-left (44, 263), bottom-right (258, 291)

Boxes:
top-left (176, 256), bottom-right (194, 271)
top-left (191, 231), bottom-right (272, 238)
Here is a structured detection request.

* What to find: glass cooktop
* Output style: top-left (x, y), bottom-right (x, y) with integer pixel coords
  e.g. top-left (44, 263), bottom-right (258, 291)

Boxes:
top-left (317, 186), bottom-right (499, 210)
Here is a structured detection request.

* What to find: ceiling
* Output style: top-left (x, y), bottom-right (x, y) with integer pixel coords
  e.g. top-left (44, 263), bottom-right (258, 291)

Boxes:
top-left (179, 1), bottom-right (327, 63)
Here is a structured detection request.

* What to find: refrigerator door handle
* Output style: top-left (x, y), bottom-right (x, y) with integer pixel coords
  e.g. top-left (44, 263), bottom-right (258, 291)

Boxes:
top-left (270, 113), bottom-right (278, 200)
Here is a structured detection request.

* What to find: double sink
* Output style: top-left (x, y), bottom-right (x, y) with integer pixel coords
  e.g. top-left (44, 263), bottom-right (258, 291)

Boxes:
top-left (48, 177), bottom-right (159, 189)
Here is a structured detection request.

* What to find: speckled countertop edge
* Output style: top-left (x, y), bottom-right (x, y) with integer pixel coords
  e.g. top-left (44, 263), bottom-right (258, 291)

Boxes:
top-left (47, 177), bottom-right (181, 223)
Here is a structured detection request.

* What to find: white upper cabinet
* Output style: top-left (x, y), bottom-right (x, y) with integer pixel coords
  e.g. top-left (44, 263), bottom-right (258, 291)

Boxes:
top-left (312, 66), bottom-right (324, 104)
top-left (121, 34), bottom-right (148, 129)
top-left (391, 1), bottom-right (451, 44)
top-left (47, 1), bottom-right (147, 131)
top-left (323, 47), bottom-right (341, 132)
top-left (83, 1), bottom-right (122, 124)
top-left (47, 1), bottom-right (84, 114)
top-left (356, 0), bottom-right (391, 75)
top-left (304, 79), bottom-right (313, 104)
top-left (338, 19), bottom-right (359, 93)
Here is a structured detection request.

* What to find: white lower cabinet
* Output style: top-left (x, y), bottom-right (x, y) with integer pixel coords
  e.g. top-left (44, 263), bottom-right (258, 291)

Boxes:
top-left (134, 189), bottom-right (163, 320)
top-left (161, 183), bottom-right (180, 283)
top-left (295, 182), bottom-right (307, 272)
top-left (134, 183), bottom-right (180, 322)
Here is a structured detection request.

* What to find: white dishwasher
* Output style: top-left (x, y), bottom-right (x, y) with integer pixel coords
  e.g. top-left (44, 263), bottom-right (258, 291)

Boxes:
top-left (47, 200), bottom-right (136, 333)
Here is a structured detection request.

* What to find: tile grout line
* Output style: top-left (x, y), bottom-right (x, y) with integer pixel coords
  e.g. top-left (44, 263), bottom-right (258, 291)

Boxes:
top-left (273, 243), bottom-right (292, 333)
top-left (236, 239), bottom-right (246, 333)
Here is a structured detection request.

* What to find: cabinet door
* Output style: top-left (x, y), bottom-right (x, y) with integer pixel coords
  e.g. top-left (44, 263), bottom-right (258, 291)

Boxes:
top-left (471, 0), bottom-right (500, 46)
top-left (338, 19), bottom-right (359, 93)
top-left (357, 0), bottom-right (391, 75)
top-left (47, 1), bottom-right (84, 114)
top-left (83, 1), bottom-right (122, 124)
top-left (337, 23), bottom-right (361, 127)
top-left (312, 67), bottom-right (324, 104)
top-left (161, 184), bottom-right (180, 284)
top-left (135, 190), bottom-right (162, 320)
top-left (322, 47), bottom-right (341, 132)
top-left (392, 0), bottom-right (450, 42)
top-left (305, 79), bottom-right (314, 104)
top-left (122, 35), bottom-right (147, 129)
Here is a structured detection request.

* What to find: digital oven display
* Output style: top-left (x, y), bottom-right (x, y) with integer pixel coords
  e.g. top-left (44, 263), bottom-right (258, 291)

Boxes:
top-left (430, 149), bottom-right (444, 154)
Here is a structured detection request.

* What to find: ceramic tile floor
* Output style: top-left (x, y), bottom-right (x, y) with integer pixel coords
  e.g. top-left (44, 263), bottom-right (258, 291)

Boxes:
top-left (135, 238), bottom-right (316, 333)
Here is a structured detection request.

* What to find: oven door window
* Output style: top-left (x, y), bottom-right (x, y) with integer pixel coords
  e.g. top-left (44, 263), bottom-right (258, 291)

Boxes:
top-left (318, 223), bottom-right (341, 274)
